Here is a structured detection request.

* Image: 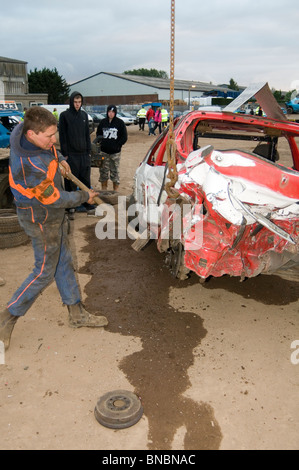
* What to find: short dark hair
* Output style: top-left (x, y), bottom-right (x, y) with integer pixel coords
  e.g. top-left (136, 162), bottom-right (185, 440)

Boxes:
top-left (23, 107), bottom-right (57, 134)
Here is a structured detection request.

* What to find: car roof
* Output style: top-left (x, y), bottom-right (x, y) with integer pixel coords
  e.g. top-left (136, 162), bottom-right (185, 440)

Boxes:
top-left (0, 109), bottom-right (23, 118)
top-left (173, 110), bottom-right (299, 169)
top-left (175, 110), bottom-right (299, 139)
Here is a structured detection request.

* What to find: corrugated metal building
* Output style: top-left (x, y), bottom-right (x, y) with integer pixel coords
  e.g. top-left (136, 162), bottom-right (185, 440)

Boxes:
top-left (0, 56), bottom-right (28, 95)
top-left (0, 56), bottom-right (47, 109)
top-left (69, 72), bottom-right (238, 106)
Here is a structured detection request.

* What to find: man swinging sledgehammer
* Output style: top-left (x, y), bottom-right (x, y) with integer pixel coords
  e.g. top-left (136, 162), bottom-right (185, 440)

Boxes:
top-left (0, 107), bottom-right (108, 351)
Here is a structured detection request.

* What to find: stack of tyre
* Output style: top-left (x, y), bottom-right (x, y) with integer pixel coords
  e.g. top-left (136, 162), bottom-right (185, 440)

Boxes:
top-left (0, 209), bottom-right (28, 249)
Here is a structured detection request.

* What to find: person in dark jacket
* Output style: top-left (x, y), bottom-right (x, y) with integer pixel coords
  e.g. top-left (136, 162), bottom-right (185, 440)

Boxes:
top-left (0, 107), bottom-right (108, 352)
top-left (96, 105), bottom-right (127, 191)
top-left (59, 91), bottom-right (93, 215)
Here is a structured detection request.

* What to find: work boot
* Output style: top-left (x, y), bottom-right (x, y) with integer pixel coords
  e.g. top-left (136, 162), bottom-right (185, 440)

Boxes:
top-left (0, 308), bottom-right (18, 351)
top-left (67, 302), bottom-right (108, 328)
top-left (113, 183), bottom-right (119, 191)
top-left (101, 181), bottom-right (108, 190)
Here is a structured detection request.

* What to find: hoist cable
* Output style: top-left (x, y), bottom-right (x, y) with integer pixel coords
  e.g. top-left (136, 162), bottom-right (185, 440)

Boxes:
top-left (165, 0), bottom-right (180, 199)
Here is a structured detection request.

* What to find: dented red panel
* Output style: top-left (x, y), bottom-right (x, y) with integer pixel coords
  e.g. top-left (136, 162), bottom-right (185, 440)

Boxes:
top-left (176, 145), bottom-right (299, 279)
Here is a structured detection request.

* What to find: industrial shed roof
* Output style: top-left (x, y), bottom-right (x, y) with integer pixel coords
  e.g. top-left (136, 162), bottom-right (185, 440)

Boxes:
top-left (70, 71), bottom-right (234, 94)
top-left (0, 56), bottom-right (27, 64)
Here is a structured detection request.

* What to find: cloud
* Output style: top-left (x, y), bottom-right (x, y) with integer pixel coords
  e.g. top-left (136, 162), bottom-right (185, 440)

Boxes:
top-left (1, 0), bottom-right (299, 90)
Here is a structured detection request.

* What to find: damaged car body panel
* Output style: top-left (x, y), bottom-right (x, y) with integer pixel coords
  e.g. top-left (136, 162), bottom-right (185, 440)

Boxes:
top-left (132, 84), bottom-right (299, 281)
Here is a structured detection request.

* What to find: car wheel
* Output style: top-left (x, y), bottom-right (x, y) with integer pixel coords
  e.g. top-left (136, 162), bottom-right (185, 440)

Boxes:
top-left (165, 241), bottom-right (190, 280)
top-left (287, 107), bottom-right (293, 114)
top-left (126, 193), bottom-right (138, 224)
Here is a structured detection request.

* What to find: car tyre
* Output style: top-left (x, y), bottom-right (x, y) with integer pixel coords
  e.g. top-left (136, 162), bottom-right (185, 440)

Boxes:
top-left (165, 241), bottom-right (190, 280)
top-left (0, 209), bottom-right (23, 233)
top-left (0, 174), bottom-right (14, 209)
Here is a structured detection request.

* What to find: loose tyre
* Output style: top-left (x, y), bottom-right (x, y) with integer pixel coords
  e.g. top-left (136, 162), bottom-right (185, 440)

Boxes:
top-left (0, 209), bottom-right (23, 234)
top-left (0, 209), bottom-right (29, 249)
top-left (0, 231), bottom-right (29, 249)
top-left (0, 174), bottom-right (14, 209)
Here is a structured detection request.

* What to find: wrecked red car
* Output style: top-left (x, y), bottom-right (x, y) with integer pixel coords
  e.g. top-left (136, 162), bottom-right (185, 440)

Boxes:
top-left (130, 84), bottom-right (299, 281)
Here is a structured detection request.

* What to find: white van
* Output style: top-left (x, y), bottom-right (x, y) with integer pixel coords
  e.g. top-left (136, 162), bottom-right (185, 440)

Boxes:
top-left (41, 104), bottom-right (68, 116)
top-left (41, 105), bottom-right (94, 133)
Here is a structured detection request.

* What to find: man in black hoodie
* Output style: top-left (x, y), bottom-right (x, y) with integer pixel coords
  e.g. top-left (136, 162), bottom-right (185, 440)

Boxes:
top-left (96, 105), bottom-right (127, 191)
top-left (59, 92), bottom-right (93, 215)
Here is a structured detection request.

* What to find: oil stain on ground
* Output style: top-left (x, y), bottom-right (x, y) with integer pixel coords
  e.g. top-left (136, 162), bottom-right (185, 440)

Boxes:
top-left (202, 272), bottom-right (299, 306)
top-left (80, 225), bottom-right (222, 450)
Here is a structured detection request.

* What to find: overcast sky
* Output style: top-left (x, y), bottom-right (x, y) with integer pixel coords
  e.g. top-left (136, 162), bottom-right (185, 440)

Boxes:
top-left (2, 0), bottom-right (299, 91)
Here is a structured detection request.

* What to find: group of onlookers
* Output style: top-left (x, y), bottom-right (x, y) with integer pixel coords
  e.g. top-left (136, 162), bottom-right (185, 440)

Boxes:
top-left (137, 106), bottom-right (169, 135)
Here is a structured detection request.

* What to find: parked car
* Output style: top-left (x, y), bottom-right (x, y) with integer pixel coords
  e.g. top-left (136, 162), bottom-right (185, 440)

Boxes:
top-left (173, 111), bottom-right (183, 119)
top-left (129, 90), bottom-right (299, 282)
top-left (285, 96), bottom-right (299, 114)
top-left (118, 111), bottom-right (135, 126)
top-left (0, 103), bottom-right (23, 148)
top-left (129, 110), bottom-right (138, 125)
top-left (90, 112), bottom-right (106, 124)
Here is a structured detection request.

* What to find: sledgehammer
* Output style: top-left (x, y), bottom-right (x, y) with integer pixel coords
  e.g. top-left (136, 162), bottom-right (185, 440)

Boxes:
top-left (59, 163), bottom-right (104, 206)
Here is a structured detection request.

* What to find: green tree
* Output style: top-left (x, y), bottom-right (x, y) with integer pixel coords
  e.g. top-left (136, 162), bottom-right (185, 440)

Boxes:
top-left (228, 78), bottom-right (239, 91)
top-left (124, 68), bottom-right (169, 79)
top-left (28, 67), bottom-right (70, 104)
top-left (272, 89), bottom-right (284, 103)
top-left (272, 88), bottom-right (294, 103)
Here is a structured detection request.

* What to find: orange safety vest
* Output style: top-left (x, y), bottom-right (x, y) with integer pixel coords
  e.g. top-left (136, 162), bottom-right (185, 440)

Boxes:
top-left (9, 146), bottom-right (61, 205)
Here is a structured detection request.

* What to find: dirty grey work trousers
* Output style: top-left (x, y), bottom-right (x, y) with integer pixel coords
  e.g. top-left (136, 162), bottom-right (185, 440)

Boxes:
top-left (7, 208), bottom-right (81, 317)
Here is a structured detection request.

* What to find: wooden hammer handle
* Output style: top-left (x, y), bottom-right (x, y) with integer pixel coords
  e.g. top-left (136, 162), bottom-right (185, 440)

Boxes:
top-left (60, 163), bottom-right (104, 205)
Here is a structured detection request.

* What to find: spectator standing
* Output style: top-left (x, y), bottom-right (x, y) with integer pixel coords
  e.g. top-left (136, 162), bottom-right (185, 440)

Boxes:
top-left (161, 107), bottom-right (169, 130)
top-left (153, 107), bottom-right (162, 134)
top-left (256, 106), bottom-right (263, 116)
top-left (52, 108), bottom-right (59, 121)
top-left (96, 105), bottom-right (128, 191)
top-left (137, 106), bottom-right (146, 131)
top-left (21, 107), bottom-right (27, 122)
top-left (148, 116), bottom-right (156, 136)
top-left (146, 107), bottom-right (155, 135)
top-left (59, 92), bottom-right (93, 217)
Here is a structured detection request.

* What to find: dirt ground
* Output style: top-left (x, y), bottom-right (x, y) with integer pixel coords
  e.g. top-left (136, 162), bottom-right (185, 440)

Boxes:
top-left (0, 123), bottom-right (298, 450)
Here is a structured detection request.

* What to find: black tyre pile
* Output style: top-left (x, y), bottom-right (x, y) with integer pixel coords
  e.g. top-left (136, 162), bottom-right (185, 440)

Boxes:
top-left (0, 209), bottom-right (29, 249)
